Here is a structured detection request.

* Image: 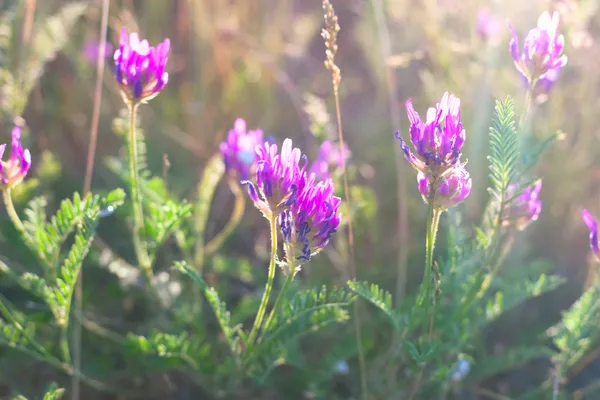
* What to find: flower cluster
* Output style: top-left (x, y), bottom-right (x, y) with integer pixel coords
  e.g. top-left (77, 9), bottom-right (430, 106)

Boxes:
top-left (502, 180), bottom-right (543, 231)
top-left (0, 126), bottom-right (31, 189)
top-left (113, 27), bottom-right (170, 104)
top-left (308, 140), bottom-right (350, 181)
top-left (582, 209), bottom-right (600, 258)
top-left (243, 138), bottom-right (341, 266)
top-left (396, 92), bottom-right (471, 210)
top-left (220, 118), bottom-right (264, 180)
top-left (509, 11), bottom-right (567, 87)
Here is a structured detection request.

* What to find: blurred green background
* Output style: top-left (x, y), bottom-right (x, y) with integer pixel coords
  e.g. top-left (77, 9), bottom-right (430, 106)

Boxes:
top-left (2, 0), bottom-right (600, 397)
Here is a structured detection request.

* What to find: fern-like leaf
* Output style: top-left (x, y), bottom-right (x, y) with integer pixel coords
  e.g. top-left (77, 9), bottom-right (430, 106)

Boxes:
top-left (125, 331), bottom-right (205, 371)
top-left (174, 261), bottom-right (240, 355)
top-left (347, 280), bottom-right (403, 331)
top-left (248, 286), bottom-right (354, 378)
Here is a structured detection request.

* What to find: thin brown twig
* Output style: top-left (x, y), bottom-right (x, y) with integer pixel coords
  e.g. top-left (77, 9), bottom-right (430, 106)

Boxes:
top-left (74, 1), bottom-right (110, 399)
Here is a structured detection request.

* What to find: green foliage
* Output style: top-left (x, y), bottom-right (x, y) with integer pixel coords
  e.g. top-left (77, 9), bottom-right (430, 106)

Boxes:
top-left (174, 261), bottom-right (242, 356)
top-left (41, 383), bottom-right (65, 400)
top-left (486, 97), bottom-right (519, 224)
top-left (346, 280), bottom-right (402, 331)
top-left (248, 286), bottom-right (355, 379)
top-left (553, 283), bottom-right (600, 371)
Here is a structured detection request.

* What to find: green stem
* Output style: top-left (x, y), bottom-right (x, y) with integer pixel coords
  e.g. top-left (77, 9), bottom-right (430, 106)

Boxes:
top-left (421, 203), bottom-right (442, 335)
top-left (262, 267), bottom-right (294, 334)
top-left (247, 214), bottom-right (278, 346)
top-left (205, 179), bottom-right (246, 256)
top-left (60, 328), bottom-right (71, 363)
top-left (3, 189), bottom-right (26, 237)
top-left (127, 104), bottom-right (152, 281)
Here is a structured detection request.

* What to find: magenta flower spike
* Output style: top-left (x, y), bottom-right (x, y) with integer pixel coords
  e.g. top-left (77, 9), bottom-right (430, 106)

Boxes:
top-left (503, 180), bottom-right (543, 231)
top-left (416, 167), bottom-right (471, 210)
top-left (0, 126), bottom-right (31, 189)
top-left (509, 11), bottom-right (567, 86)
top-left (583, 209), bottom-right (600, 257)
top-left (280, 174), bottom-right (341, 265)
top-left (113, 27), bottom-right (170, 104)
top-left (396, 92), bottom-right (470, 210)
top-left (242, 138), bottom-right (307, 219)
top-left (220, 118), bottom-right (264, 180)
top-left (308, 140), bottom-right (350, 181)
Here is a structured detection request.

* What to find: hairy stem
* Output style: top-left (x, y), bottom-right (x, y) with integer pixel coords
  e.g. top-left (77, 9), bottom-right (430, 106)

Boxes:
top-left (247, 214), bottom-right (278, 346)
top-left (421, 204), bottom-right (442, 331)
top-left (205, 178), bottom-right (246, 256)
top-left (3, 189), bottom-right (26, 236)
top-left (262, 264), bottom-right (295, 334)
top-left (127, 104), bottom-right (152, 281)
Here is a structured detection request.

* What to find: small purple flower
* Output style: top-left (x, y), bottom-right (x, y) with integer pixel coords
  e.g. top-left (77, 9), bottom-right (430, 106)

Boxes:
top-left (582, 209), bottom-right (600, 257)
top-left (83, 40), bottom-right (113, 63)
top-left (0, 126), bottom-right (31, 189)
top-left (113, 27), bottom-right (170, 103)
top-left (242, 138), bottom-right (306, 218)
top-left (476, 9), bottom-right (502, 40)
top-left (280, 174), bottom-right (341, 265)
top-left (220, 118), bottom-right (264, 180)
top-left (509, 11), bottom-right (567, 85)
top-left (308, 140), bottom-right (350, 181)
top-left (416, 167), bottom-right (471, 210)
top-left (503, 180), bottom-right (543, 231)
top-left (396, 92), bottom-right (470, 210)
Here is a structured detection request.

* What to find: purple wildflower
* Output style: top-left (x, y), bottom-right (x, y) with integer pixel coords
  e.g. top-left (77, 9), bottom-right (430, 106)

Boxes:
top-left (582, 209), bottom-right (600, 257)
top-left (308, 140), bottom-right (350, 181)
top-left (476, 9), bottom-right (502, 40)
top-left (503, 180), bottom-right (543, 231)
top-left (220, 118), bottom-right (264, 180)
top-left (83, 40), bottom-right (113, 63)
top-left (0, 126), bottom-right (31, 189)
top-left (509, 11), bottom-right (567, 86)
top-left (396, 92), bottom-right (470, 210)
top-left (113, 27), bottom-right (170, 103)
top-left (280, 174), bottom-right (341, 265)
top-left (242, 138), bottom-right (306, 218)
top-left (416, 167), bottom-right (471, 210)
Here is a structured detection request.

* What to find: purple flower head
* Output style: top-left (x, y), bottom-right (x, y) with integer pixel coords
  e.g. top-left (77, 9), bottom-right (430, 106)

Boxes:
top-left (83, 40), bottom-right (113, 63)
top-left (308, 140), bottom-right (350, 181)
top-left (113, 27), bottom-right (170, 104)
top-left (280, 174), bottom-right (341, 266)
top-left (503, 180), bottom-right (543, 231)
top-left (509, 11), bottom-right (567, 85)
top-left (220, 118), bottom-right (264, 180)
top-left (477, 9), bottom-right (502, 40)
top-left (396, 92), bottom-right (470, 209)
top-left (242, 138), bottom-right (307, 218)
top-left (416, 166), bottom-right (471, 211)
top-left (582, 209), bottom-right (600, 258)
top-left (0, 126), bottom-right (31, 189)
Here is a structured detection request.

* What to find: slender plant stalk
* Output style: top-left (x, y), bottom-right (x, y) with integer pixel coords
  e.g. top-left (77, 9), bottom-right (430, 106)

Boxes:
top-left (262, 261), bottom-right (295, 334)
top-left (60, 328), bottom-right (71, 363)
top-left (205, 179), bottom-right (246, 255)
top-left (247, 214), bottom-right (278, 346)
top-left (73, 2), bottom-right (110, 397)
top-left (3, 189), bottom-right (26, 236)
top-left (421, 203), bottom-right (442, 333)
top-left (127, 103), bottom-right (152, 279)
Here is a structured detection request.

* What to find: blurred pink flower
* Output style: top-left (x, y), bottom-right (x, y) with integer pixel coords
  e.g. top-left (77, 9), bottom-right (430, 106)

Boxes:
top-left (476, 9), bottom-right (501, 40)
top-left (82, 40), bottom-right (113, 63)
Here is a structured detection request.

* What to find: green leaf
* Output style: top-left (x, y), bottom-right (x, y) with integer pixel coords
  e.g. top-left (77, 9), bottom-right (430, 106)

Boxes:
top-left (145, 200), bottom-right (192, 258)
top-left (347, 280), bottom-right (402, 331)
top-left (486, 97), bottom-right (519, 231)
top-left (174, 261), bottom-right (240, 355)
top-left (248, 286), bottom-right (355, 379)
top-left (42, 383), bottom-right (65, 400)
